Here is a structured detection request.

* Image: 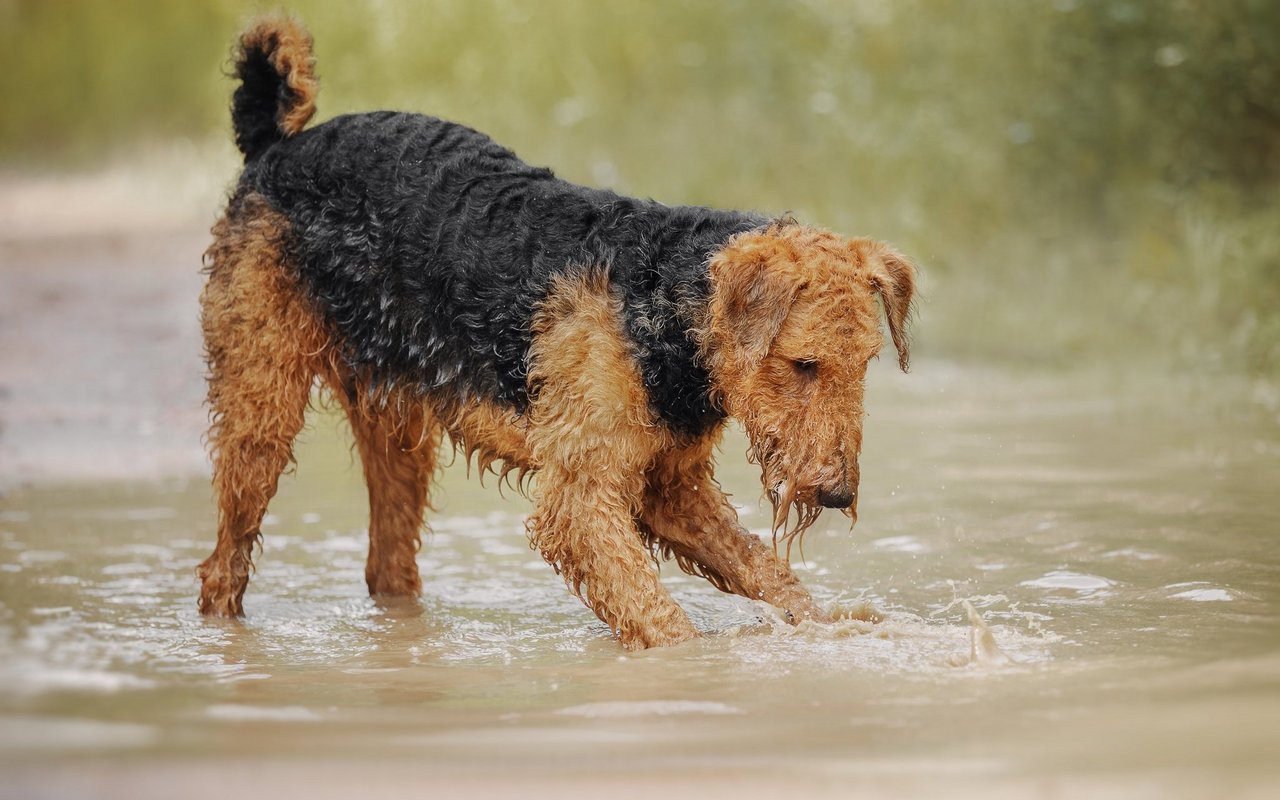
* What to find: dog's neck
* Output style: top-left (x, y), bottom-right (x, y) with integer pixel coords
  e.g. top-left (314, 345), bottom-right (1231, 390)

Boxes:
top-left (598, 204), bottom-right (769, 437)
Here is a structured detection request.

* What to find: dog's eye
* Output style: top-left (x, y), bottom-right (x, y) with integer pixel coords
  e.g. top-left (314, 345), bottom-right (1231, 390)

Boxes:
top-left (792, 359), bottom-right (819, 379)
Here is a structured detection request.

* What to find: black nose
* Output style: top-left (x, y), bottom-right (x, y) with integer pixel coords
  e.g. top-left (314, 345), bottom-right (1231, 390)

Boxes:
top-left (816, 485), bottom-right (854, 509)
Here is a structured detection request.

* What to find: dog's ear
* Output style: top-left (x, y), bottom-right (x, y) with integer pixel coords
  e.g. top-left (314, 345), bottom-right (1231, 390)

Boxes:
top-left (709, 242), bottom-right (803, 367)
top-left (857, 240), bottom-right (917, 372)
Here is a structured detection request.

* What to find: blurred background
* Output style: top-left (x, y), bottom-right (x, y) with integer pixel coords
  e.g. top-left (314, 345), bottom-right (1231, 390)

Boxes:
top-left (3, 4), bottom-right (1280, 798)
top-left (2, 0), bottom-right (1278, 372)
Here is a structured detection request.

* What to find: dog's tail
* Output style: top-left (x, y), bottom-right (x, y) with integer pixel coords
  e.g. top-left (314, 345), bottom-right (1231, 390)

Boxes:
top-left (230, 16), bottom-right (318, 161)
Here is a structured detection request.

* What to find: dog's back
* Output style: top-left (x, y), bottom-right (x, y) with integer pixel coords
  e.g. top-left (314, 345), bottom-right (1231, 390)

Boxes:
top-left (229, 27), bottom-right (764, 430)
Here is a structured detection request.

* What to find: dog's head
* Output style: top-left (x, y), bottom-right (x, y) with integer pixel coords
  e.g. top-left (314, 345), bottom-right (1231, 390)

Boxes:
top-left (701, 223), bottom-right (916, 551)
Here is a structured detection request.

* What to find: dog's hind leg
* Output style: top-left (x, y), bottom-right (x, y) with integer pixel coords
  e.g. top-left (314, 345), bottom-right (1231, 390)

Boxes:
top-left (640, 434), bottom-right (833, 625)
top-left (197, 194), bottom-right (328, 617)
top-left (336, 385), bottom-right (440, 598)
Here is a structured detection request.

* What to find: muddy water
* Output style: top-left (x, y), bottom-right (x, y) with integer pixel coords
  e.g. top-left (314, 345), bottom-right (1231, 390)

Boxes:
top-left (1, 363), bottom-right (1278, 798)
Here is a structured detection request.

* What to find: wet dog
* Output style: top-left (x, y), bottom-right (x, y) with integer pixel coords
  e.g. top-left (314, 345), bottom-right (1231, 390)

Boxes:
top-left (198, 16), bottom-right (917, 649)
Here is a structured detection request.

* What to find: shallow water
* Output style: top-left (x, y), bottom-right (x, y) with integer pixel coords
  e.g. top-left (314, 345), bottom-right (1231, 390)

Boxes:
top-left (1, 362), bottom-right (1278, 798)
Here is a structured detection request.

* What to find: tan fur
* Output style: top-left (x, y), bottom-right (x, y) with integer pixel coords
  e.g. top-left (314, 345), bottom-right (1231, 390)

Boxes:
top-left (334, 385), bottom-right (441, 597)
top-left (197, 195), bottom-right (332, 616)
top-left (197, 199), bottom-right (914, 649)
top-left (434, 396), bottom-right (534, 491)
top-left (524, 271), bottom-right (697, 650)
top-left (698, 224), bottom-right (916, 552)
top-left (639, 431), bottom-right (832, 623)
top-left (238, 15), bottom-right (318, 137)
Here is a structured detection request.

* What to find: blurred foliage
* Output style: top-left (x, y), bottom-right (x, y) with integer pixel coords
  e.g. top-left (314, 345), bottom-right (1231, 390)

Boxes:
top-left (1, 0), bottom-right (1277, 373)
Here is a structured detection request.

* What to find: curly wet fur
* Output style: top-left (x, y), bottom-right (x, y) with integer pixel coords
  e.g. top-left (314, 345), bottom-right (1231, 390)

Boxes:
top-left (198, 17), bottom-right (918, 649)
top-left (241, 110), bottom-right (765, 437)
top-left (700, 226), bottom-right (917, 552)
top-left (231, 16), bottom-right (317, 159)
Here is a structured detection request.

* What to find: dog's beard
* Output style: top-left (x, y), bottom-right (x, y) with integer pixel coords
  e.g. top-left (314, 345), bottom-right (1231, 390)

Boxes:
top-left (766, 478), bottom-right (823, 561)
top-left (751, 441), bottom-right (824, 562)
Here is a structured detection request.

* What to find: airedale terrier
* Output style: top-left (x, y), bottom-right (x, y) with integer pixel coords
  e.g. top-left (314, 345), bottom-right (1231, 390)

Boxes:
top-left (198, 17), bottom-right (917, 650)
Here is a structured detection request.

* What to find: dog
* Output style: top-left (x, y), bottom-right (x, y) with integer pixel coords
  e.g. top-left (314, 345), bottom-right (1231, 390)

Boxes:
top-left (197, 16), bottom-right (917, 650)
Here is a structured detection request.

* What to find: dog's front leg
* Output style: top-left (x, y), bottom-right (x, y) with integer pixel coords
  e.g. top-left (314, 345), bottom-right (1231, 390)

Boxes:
top-left (641, 437), bottom-right (833, 625)
top-left (524, 270), bottom-right (698, 649)
top-left (528, 464), bottom-right (698, 650)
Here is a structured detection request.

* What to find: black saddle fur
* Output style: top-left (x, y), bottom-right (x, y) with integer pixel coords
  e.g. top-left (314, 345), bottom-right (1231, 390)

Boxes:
top-left (237, 111), bottom-right (767, 436)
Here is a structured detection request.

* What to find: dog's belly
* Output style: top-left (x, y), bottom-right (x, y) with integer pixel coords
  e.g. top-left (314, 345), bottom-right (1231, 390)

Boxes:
top-left (431, 393), bottom-right (534, 475)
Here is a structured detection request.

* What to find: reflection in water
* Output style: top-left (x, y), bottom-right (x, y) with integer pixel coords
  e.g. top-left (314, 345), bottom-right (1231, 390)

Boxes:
top-left (0, 363), bottom-right (1277, 796)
